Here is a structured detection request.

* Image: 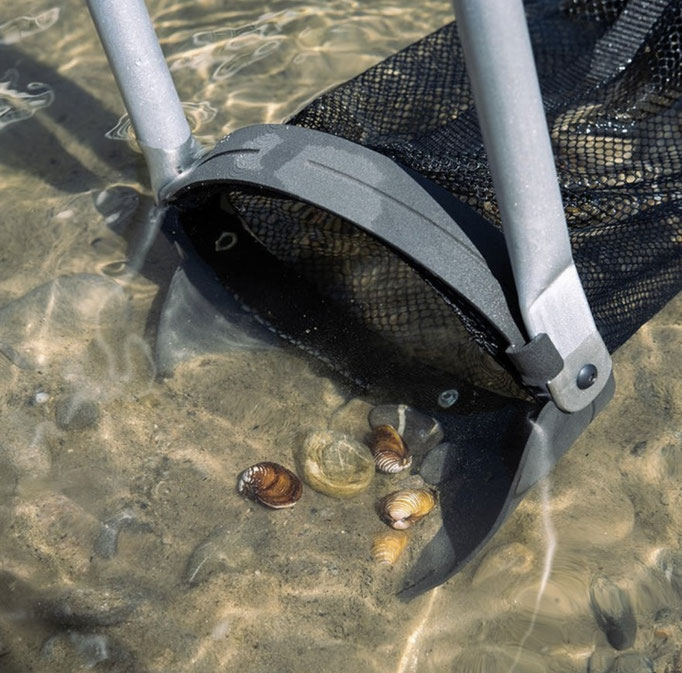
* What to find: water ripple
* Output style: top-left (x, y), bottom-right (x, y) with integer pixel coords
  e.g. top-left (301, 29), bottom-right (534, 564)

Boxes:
top-left (0, 69), bottom-right (55, 131)
top-left (105, 100), bottom-right (217, 142)
top-left (167, 9), bottom-right (298, 81)
top-left (0, 8), bottom-right (60, 45)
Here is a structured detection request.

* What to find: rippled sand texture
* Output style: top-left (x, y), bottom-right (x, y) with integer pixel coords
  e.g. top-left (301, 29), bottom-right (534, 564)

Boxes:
top-left (0, 1), bottom-right (681, 672)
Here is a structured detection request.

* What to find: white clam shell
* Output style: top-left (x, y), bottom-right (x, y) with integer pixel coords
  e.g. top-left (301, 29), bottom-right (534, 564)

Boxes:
top-left (379, 488), bottom-right (437, 529)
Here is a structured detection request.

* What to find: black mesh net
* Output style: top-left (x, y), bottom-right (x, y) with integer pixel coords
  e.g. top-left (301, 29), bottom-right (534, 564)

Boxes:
top-left (287, 0), bottom-right (682, 350)
top-left (178, 0), bottom-right (681, 400)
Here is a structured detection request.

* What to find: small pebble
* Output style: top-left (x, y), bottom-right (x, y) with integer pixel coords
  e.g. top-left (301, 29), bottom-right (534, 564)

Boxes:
top-left (101, 261), bottom-right (129, 277)
top-left (34, 392), bottom-right (50, 405)
top-left (90, 237), bottom-right (121, 256)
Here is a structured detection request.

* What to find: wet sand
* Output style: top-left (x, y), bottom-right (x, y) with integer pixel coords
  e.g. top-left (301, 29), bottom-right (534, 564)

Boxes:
top-left (0, 1), bottom-right (681, 672)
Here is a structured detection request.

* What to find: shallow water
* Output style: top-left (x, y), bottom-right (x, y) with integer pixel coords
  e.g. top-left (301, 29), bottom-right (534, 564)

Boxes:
top-left (0, 1), bottom-right (681, 672)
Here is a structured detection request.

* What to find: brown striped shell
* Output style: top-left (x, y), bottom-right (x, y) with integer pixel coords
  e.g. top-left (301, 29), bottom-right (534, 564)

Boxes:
top-left (237, 462), bottom-right (302, 509)
top-left (379, 488), bottom-right (437, 530)
top-left (368, 424), bottom-right (412, 474)
top-left (371, 530), bottom-right (409, 565)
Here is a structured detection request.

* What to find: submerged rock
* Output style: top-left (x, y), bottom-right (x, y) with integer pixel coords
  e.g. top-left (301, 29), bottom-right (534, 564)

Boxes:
top-left (368, 404), bottom-right (443, 457)
top-left (328, 398), bottom-right (372, 439)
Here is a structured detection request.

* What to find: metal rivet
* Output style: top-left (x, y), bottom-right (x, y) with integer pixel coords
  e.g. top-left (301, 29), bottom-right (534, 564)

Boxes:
top-left (577, 364), bottom-right (598, 390)
top-left (438, 389), bottom-right (459, 408)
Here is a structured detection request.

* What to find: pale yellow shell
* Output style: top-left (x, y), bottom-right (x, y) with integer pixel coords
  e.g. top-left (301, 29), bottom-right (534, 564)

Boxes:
top-left (371, 530), bottom-right (409, 565)
top-left (379, 488), bottom-right (437, 530)
top-left (298, 430), bottom-right (375, 498)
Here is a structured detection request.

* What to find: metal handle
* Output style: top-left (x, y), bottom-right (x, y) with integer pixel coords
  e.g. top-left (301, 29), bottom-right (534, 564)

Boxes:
top-left (452, 0), bottom-right (612, 412)
top-left (85, 0), bottom-right (200, 198)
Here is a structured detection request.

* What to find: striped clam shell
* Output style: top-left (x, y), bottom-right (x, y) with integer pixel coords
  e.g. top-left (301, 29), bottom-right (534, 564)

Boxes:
top-left (371, 530), bottom-right (409, 565)
top-left (379, 488), bottom-right (437, 530)
top-left (237, 461), bottom-right (302, 509)
top-left (368, 424), bottom-right (412, 474)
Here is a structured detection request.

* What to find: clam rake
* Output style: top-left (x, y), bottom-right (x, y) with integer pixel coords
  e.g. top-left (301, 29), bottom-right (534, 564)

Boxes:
top-left (84, 0), bottom-right (617, 596)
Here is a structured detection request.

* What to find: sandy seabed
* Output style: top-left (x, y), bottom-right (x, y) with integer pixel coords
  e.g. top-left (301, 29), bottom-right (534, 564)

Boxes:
top-left (0, 1), bottom-right (680, 672)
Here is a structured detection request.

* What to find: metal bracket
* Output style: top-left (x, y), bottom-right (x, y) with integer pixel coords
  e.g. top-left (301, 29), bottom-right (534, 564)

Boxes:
top-left (452, 0), bottom-right (613, 412)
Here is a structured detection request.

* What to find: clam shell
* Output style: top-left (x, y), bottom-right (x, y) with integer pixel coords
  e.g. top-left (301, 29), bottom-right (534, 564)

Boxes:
top-left (368, 425), bottom-right (412, 473)
top-left (368, 404), bottom-right (444, 455)
top-left (298, 430), bottom-right (375, 498)
top-left (371, 530), bottom-right (409, 565)
top-left (237, 462), bottom-right (302, 509)
top-left (379, 488), bottom-right (437, 530)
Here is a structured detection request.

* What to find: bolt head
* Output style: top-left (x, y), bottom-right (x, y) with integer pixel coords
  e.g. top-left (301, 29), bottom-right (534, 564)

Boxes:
top-left (577, 364), bottom-right (598, 390)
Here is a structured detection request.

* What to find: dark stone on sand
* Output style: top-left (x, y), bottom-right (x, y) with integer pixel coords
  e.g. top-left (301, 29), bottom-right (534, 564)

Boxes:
top-left (93, 186), bottom-right (140, 234)
top-left (55, 397), bottom-right (99, 430)
top-left (590, 576), bottom-right (637, 651)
